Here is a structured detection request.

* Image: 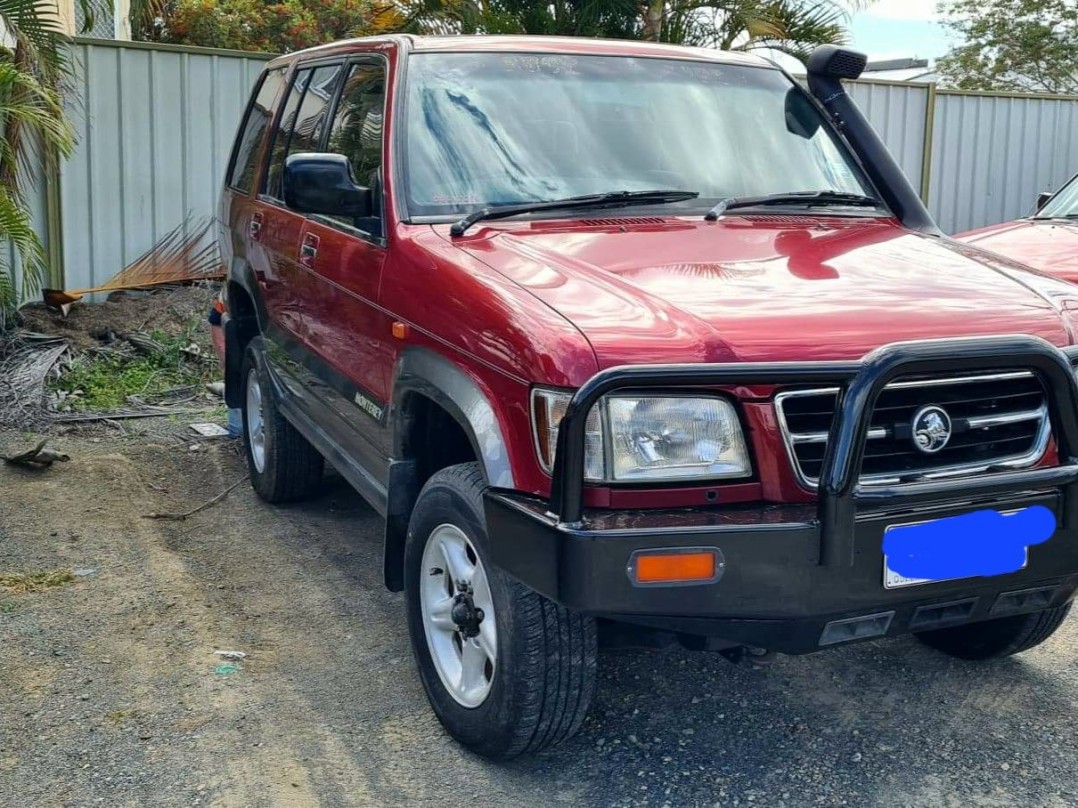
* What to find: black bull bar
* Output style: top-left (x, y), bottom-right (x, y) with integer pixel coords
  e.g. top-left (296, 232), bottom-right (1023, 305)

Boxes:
top-left (548, 336), bottom-right (1078, 566)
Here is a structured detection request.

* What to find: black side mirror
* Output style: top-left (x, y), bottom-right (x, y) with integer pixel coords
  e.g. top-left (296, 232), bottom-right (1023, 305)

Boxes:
top-left (283, 153), bottom-right (372, 218)
top-left (785, 89), bottom-right (821, 139)
top-left (1037, 191), bottom-right (1053, 210)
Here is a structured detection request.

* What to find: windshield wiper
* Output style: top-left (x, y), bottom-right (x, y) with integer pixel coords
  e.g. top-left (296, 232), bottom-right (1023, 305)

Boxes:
top-left (449, 189), bottom-right (699, 236)
top-left (704, 191), bottom-right (882, 221)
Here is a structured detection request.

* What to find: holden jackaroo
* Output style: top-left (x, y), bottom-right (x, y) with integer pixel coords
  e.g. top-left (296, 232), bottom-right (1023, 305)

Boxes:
top-left (218, 35), bottom-right (1078, 759)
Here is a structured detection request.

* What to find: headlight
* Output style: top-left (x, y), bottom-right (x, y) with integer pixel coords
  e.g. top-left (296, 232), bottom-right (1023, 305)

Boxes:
top-left (532, 390), bottom-right (752, 483)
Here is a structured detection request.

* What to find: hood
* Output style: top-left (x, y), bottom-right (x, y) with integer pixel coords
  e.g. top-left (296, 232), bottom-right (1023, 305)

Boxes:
top-left (957, 219), bottom-right (1078, 283)
top-left (447, 216), bottom-right (1078, 369)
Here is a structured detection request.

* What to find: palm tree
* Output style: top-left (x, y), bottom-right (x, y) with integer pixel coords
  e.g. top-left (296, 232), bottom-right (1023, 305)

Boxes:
top-left (0, 0), bottom-right (82, 322)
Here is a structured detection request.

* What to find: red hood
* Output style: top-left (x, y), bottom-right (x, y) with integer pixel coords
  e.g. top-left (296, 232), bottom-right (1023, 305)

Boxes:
top-left (957, 219), bottom-right (1078, 283)
top-left (446, 216), bottom-right (1078, 370)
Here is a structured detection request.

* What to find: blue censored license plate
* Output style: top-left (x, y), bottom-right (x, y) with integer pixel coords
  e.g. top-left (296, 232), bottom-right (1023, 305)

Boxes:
top-left (882, 506), bottom-right (1057, 590)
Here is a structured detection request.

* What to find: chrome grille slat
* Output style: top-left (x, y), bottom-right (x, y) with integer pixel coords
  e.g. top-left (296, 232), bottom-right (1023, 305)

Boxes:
top-left (775, 373), bottom-right (1051, 488)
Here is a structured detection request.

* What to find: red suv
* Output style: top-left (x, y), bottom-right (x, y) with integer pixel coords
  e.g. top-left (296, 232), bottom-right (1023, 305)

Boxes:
top-left (957, 171), bottom-right (1078, 281)
top-left (218, 35), bottom-right (1078, 759)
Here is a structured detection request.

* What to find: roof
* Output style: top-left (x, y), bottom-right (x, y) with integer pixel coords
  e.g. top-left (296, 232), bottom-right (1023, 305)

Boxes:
top-left (269, 34), bottom-right (775, 69)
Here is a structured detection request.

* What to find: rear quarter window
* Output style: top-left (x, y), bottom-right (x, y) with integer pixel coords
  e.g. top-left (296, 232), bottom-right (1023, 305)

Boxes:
top-left (227, 66), bottom-right (287, 193)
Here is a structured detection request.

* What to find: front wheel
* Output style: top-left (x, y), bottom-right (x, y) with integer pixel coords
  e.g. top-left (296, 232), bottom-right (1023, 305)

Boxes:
top-left (404, 462), bottom-right (598, 759)
top-left (916, 603), bottom-right (1072, 660)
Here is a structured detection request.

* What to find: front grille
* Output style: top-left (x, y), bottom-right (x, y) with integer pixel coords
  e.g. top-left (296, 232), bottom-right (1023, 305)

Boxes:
top-left (775, 372), bottom-right (1050, 486)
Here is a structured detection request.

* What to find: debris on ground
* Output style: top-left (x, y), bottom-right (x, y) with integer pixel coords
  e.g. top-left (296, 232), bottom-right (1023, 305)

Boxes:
top-left (190, 423), bottom-right (230, 437)
top-left (141, 474), bottom-right (249, 521)
top-left (1, 285), bottom-right (224, 432)
top-left (1, 439), bottom-right (70, 468)
top-left (213, 663), bottom-right (240, 677)
top-left (214, 650), bottom-right (247, 661)
top-left (0, 569), bottom-right (76, 594)
top-left (0, 335), bottom-right (68, 428)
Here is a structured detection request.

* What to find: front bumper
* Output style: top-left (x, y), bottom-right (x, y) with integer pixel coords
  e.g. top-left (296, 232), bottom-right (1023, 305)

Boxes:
top-left (486, 336), bottom-right (1078, 654)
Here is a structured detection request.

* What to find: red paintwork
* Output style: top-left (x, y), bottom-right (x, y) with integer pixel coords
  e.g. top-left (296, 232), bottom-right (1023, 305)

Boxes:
top-left (957, 219), bottom-right (1078, 284)
top-left (221, 36), bottom-right (1078, 508)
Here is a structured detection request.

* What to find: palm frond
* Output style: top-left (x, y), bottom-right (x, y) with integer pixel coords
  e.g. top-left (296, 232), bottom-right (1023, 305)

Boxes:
top-left (0, 184), bottom-right (47, 312)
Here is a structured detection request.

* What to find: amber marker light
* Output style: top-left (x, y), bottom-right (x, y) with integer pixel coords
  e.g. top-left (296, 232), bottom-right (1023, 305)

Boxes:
top-left (628, 547), bottom-right (724, 587)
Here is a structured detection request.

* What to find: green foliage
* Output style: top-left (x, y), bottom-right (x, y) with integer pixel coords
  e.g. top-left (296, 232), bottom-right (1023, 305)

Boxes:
top-left (937, 0), bottom-right (1078, 95)
top-left (139, 0), bottom-right (401, 52)
top-left (139, 0), bottom-right (859, 59)
top-left (53, 327), bottom-right (218, 411)
top-left (0, 0), bottom-right (80, 322)
top-left (393, 0), bottom-right (861, 57)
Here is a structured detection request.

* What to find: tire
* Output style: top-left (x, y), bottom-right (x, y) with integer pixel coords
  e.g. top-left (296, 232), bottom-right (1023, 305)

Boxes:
top-left (404, 462), bottom-right (598, 759)
top-left (915, 603), bottom-right (1072, 660)
top-left (241, 340), bottom-right (324, 503)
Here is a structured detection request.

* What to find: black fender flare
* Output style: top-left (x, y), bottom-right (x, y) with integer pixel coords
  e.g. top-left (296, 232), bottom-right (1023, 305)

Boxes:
top-left (382, 347), bottom-right (516, 591)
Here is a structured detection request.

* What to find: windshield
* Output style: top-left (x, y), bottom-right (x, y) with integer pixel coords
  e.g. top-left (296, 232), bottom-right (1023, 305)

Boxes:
top-left (402, 53), bottom-right (875, 219)
top-left (1037, 175), bottom-right (1078, 218)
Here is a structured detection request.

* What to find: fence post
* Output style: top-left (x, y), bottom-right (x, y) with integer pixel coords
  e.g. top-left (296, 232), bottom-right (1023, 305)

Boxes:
top-left (44, 145), bottom-right (65, 291)
top-left (919, 82), bottom-right (937, 204)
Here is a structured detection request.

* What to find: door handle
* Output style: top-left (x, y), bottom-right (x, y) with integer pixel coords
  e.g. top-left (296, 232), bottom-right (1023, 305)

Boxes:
top-left (299, 233), bottom-right (319, 268)
top-left (249, 212), bottom-right (263, 240)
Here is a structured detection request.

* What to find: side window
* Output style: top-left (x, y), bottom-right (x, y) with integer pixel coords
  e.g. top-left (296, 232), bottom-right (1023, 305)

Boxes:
top-left (325, 62), bottom-right (386, 194)
top-left (263, 68), bottom-right (312, 201)
top-left (227, 66), bottom-right (286, 193)
top-left (287, 64), bottom-right (344, 159)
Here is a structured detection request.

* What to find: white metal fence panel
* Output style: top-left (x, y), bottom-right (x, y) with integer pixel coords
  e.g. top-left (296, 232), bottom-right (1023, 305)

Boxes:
top-left (927, 92), bottom-right (1078, 234)
top-left (60, 39), bottom-right (270, 293)
top-left (845, 80), bottom-right (930, 195)
top-left (10, 40), bottom-right (1078, 302)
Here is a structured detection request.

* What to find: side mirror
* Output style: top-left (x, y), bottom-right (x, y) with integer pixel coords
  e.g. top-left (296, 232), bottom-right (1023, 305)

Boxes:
top-left (784, 89), bottom-right (821, 139)
top-left (1037, 191), bottom-right (1053, 210)
top-left (283, 153), bottom-right (372, 218)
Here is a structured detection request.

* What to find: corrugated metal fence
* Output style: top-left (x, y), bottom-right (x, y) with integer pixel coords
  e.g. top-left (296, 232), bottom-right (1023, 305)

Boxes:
top-left (6, 39), bottom-right (1078, 297)
top-left (59, 39), bottom-right (271, 295)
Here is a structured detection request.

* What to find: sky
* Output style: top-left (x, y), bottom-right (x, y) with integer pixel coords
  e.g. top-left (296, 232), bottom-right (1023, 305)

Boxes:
top-left (847, 0), bottom-right (951, 61)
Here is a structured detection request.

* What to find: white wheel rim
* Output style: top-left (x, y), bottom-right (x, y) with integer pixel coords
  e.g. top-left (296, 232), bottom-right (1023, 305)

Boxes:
top-left (246, 368), bottom-right (266, 474)
top-left (420, 523), bottom-right (497, 708)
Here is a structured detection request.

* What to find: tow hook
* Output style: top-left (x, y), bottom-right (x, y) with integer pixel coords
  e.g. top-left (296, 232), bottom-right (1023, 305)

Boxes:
top-left (450, 585), bottom-right (485, 639)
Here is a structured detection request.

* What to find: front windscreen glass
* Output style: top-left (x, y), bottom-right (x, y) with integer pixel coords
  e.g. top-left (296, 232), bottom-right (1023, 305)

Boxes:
top-left (402, 53), bottom-right (874, 218)
top-left (1037, 175), bottom-right (1078, 218)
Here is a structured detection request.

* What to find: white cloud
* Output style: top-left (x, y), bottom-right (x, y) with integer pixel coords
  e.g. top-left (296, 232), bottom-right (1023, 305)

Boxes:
top-left (860, 0), bottom-right (940, 22)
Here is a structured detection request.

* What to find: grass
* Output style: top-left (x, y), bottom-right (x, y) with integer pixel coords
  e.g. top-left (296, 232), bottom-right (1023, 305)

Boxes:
top-left (52, 320), bottom-right (219, 412)
top-left (0, 569), bottom-right (76, 594)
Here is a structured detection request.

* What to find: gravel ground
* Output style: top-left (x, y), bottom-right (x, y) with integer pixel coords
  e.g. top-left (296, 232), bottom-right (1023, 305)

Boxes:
top-left (2, 430), bottom-right (1077, 807)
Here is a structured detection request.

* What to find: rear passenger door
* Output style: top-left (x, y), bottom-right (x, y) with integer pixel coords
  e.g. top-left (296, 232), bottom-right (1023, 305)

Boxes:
top-left (295, 57), bottom-right (393, 467)
top-left (255, 62), bottom-right (343, 346)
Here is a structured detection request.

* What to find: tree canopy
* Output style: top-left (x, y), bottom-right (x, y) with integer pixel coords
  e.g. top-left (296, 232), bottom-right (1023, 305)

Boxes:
top-left (937, 0), bottom-right (1078, 95)
top-left (143, 0), bottom-right (866, 62)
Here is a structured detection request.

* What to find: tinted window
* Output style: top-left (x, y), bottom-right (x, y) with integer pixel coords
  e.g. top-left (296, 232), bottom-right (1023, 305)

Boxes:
top-left (264, 68), bottom-right (312, 200)
top-left (287, 64), bottom-right (344, 159)
top-left (228, 66), bottom-right (286, 193)
top-left (325, 62), bottom-right (386, 189)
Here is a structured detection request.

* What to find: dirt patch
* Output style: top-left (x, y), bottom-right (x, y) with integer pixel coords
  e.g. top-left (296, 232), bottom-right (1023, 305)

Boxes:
top-left (2, 431), bottom-right (1078, 806)
top-left (2, 285), bottom-right (226, 431)
top-left (17, 285), bottom-right (218, 352)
